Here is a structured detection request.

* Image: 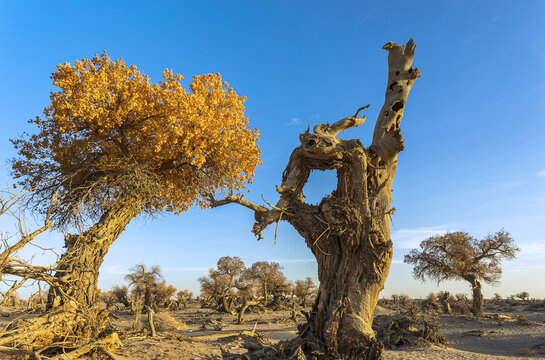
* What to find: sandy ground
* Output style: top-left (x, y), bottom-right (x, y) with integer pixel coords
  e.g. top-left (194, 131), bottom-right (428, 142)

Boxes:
top-left (0, 303), bottom-right (544, 359)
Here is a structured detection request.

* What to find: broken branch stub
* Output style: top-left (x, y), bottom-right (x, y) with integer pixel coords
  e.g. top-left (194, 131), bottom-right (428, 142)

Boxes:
top-left (212, 39), bottom-right (419, 359)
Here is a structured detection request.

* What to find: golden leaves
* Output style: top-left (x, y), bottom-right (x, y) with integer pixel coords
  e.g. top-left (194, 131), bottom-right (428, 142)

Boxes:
top-left (12, 51), bottom-right (261, 214)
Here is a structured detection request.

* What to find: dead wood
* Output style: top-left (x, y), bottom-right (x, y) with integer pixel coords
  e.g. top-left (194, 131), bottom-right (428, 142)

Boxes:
top-left (238, 297), bottom-right (264, 325)
top-left (211, 39), bottom-right (419, 359)
top-left (146, 305), bottom-right (157, 337)
top-left (374, 310), bottom-right (446, 349)
top-left (0, 305), bottom-right (122, 358)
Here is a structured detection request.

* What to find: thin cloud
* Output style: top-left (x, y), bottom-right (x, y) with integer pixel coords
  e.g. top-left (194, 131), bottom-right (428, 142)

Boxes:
top-left (392, 226), bottom-right (453, 249)
top-left (166, 266), bottom-right (210, 272)
top-left (268, 258), bottom-right (315, 264)
top-left (519, 241), bottom-right (545, 255)
top-left (286, 117), bottom-right (301, 126)
top-left (503, 262), bottom-right (545, 274)
top-left (538, 170), bottom-right (545, 177)
top-left (104, 266), bottom-right (129, 275)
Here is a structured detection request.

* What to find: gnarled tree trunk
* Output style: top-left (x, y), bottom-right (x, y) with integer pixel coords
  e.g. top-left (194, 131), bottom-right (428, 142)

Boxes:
top-left (48, 197), bottom-right (142, 308)
top-left (468, 276), bottom-right (484, 317)
top-left (212, 39), bottom-right (419, 359)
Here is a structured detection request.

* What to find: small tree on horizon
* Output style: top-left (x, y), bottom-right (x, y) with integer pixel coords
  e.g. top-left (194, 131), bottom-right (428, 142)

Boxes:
top-left (125, 263), bottom-right (175, 309)
top-left (516, 291), bottom-right (530, 302)
top-left (404, 229), bottom-right (519, 317)
top-left (295, 277), bottom-right (317, 307)
top-left (243, 261), bottom-right (286, 307)
top-left (198, 256), bottom-right (245, 313)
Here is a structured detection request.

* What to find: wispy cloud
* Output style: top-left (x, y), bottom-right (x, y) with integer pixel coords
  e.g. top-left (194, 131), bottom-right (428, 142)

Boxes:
top-left (104, 266), bottom-right (129, 275)
top-left (538, 171), bottom-right (545, 177)
top-left (165, 266), bottom-right (210, 272)
top-left (268, 259), bottom-right (316, 264)
top-left (286, 117), bottom-right (301, 126)
top-left (503, 262), bottom-right (545, 274)
top-left (392, 226), bottom-right (453, 249)
top-left (519, 241), bottom-right (545, 255)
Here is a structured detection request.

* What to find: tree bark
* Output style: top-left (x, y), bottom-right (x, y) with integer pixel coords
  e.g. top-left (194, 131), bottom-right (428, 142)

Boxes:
top-left (212, 39), bottom-right (419, 359)
top-left (468, 277), bottom-right (484, 317)
top-left (47, 197), bottom-right (141, 308)
top-left (238, 297), bottom-right (262, 325)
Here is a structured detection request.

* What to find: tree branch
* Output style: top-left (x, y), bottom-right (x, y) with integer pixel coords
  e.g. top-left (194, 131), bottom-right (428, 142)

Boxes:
top-left (371, 38), bottom-right (420, 163)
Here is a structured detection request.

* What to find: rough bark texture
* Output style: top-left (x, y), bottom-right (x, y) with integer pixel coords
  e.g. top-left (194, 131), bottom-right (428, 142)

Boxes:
top-left (48, 197), bottom-right (142, 308)
top-left (469, 277), bottom-right (484, 317)
top-left (213, 39), bottom-right (419, 359)
top-left (238, 298), bottom-right (262, 325)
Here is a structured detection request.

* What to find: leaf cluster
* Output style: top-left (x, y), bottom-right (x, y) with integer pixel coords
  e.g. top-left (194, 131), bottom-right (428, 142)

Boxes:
top-left (11, 52), bottom-right (261, 228)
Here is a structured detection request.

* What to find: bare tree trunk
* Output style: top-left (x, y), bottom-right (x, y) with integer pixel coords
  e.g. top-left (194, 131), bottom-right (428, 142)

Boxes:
top-left (438, 292), bottom-right (453, 314)
top-left (48, 198), bottom-right (141, 308)
top-left (238, 297), bottom-right (261, 325)
top-left (469, 278), bottom-right (484, 317)
top-left (220, 295), bottom-right (234, 314)
top-left (211, 39), bottom-right (419, 359)
top-left (146, 306), bottom-right (157, 337)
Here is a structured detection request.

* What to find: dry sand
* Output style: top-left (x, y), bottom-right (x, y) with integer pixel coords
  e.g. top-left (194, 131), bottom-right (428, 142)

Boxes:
top-left (0, 303), bottom-right (544, 359)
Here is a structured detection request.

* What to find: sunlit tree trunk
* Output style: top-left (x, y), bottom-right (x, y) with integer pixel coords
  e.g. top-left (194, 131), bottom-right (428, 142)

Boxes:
top-left (213, 39), bottom-right (419, 359)
top-left (48, 198), bottom-right (141, 308)
top-left (466, 275), bottom-right (484, 316)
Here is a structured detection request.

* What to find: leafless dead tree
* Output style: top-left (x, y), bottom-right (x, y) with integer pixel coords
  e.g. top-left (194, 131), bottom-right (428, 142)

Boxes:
top-left (211, 39), bottom-right (420, 359)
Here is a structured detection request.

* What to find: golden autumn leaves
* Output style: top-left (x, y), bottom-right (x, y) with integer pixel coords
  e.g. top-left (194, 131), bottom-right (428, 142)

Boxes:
top-left (12, 52), bottom-right (261, 217)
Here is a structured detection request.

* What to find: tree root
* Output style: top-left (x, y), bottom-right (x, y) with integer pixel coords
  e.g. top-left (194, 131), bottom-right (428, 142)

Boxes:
top-left (0, 306), bottom-right (122, 359)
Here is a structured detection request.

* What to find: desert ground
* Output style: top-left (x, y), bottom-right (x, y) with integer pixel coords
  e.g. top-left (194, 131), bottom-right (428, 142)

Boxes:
top-left (1, 299), bottom-right (544, 359)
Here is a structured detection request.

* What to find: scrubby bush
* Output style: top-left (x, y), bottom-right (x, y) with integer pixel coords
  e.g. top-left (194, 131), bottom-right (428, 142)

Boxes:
top-left (374, 306), bottom-right (446, 348)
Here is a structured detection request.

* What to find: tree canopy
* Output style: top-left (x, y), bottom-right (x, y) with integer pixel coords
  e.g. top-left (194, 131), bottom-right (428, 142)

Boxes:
top-left (404, 230), bottom-right (519, 285)
top-left (11, 52), bottom-right (261, 227)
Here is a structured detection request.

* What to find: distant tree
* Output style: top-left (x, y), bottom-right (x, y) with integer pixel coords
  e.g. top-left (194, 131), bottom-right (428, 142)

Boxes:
top-left (153, 282), bottom-right (177, 308)
top-left (9, 52), bottom-right (261, 310)
top-left (424, 292), bottom-right (441, 312)
top-left (404, 230), bottom-right (519, 317)
top-left (176, 289), bottom-right (193, 309)
top-left (516, 291), bottom-right (530, 302)
top-left (234, 271), bottom-right (258, 301)
top-left (492, 293), bottom-right (502, 304)
top-left (111, 285), bottom-right (130, 308)
top-left (295, 277), bottom-right (317, 307)
top-left (270, 274), bottom-right (292, 308)
top-left (198, 256), bottom-right (245, 313)
top-left (243, 261), bottom-right (285, 307)
top-left (125, 263), bottom-right (175, 309)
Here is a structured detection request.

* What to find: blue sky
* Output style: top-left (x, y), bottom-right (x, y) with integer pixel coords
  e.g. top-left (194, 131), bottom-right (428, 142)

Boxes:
top-left (1, 1), bottom-right (544, 299)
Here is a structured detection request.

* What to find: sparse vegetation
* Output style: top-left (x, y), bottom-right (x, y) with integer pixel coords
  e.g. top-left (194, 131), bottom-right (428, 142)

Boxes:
top-left (0, 50), bottom-right (261, 357)
top-left (294, 277), bottom-right (317, 307)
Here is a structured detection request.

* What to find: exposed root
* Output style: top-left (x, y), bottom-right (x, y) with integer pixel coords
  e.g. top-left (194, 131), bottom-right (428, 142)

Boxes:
top-left (374, 310), bottom-right (446, 349)
top-left (0, 306), bottom-right (122, 358)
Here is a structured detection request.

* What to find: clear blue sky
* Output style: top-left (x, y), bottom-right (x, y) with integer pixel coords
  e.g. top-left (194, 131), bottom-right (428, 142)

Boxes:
top-left (1, 1), bottom-right (544, 299)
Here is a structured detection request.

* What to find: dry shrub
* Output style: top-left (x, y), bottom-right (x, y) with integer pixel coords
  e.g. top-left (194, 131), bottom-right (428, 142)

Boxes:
top-left (141, 311), bottom-right (187, 332)
top-left (422, 293), bottom-right (441, 313)
top-left (374, 308), bottom-right (446, 349)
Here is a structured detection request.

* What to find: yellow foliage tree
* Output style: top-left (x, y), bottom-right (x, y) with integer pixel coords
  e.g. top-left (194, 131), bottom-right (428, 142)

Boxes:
top-left (10, 52), bottom-right (261, 308)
